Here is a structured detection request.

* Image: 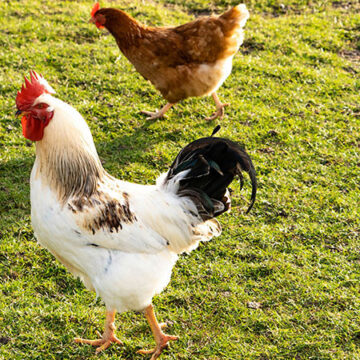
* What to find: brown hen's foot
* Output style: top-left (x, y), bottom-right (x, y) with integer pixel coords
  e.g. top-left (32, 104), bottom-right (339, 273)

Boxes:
top-left (141, 103), bottom-right (173, 120)
top-left (137, 304), bottom-right (179, 360)
top-left (74, 310), bottom-right (123, 353)
top-left (205, 104), bottom-right (229, 121)
top-left (206, 92), bottom-right (229, 121)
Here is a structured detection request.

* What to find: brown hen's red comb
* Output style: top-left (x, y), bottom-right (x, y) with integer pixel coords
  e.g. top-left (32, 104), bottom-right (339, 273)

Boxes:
top-left (91, 2), bottom-right (100, 17)
top-left (16, 71), bottom-right (53, 111)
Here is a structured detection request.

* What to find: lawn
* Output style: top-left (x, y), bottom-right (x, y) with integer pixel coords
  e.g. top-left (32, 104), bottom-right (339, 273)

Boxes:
top-left (0, 0), bottom-right (359, 359)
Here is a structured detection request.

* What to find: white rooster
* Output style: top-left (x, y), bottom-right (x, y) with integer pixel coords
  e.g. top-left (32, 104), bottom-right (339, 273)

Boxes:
top-left (16, 71), bottom-right (256, 359)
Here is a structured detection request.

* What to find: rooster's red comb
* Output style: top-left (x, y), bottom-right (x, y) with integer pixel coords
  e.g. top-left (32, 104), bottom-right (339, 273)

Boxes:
top-left (91, 2), bottom-right (100, 17)
top-left (16, 71), bottom-right (55, 111)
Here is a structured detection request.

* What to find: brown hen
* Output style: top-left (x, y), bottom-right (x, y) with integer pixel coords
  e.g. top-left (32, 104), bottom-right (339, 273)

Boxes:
top-left (90, 3), bottom-right (249, 120)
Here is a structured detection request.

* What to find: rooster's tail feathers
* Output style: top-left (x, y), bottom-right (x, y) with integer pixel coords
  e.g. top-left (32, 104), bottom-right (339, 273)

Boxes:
top-left (163, 136), bottom-right (257, 221)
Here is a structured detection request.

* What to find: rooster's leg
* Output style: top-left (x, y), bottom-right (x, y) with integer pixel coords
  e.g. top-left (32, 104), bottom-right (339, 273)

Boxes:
top-left (141, 103), bottom-right (174, 120)
top-left (206, 92), bottom-right (229, 121)
top-left (74, 310), bottom-right (123, 353)
top-left (137, 304), bottom-right (178, 360)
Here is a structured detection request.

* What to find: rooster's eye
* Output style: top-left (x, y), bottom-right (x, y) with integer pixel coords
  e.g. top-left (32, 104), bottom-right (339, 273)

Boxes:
top-left (35, 103), bottom-right (46, 109)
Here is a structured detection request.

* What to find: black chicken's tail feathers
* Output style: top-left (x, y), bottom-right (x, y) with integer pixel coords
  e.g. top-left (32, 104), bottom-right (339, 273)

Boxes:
top-left (164, 136), bottom-right (257, 220)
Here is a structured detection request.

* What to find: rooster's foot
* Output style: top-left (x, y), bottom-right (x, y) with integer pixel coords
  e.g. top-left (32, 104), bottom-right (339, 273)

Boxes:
top-left (137, 304), bottom-right (178, 359)
top-left (75, 331), bottom-right (123, 353)
top-left (74, 310), bottom-right (122, 353)
top-left (137, 333), bottom-right (179, 360)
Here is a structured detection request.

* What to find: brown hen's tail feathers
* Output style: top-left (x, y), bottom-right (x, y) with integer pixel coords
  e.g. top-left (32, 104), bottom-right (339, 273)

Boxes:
top-left (222, 4), bottom-right (250, 20)
top-left (220, 4), bottom-right (250, 27)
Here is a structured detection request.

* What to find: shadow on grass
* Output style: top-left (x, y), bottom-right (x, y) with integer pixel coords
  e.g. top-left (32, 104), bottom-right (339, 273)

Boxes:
top-left (96, 113), bottom-right (218, 169)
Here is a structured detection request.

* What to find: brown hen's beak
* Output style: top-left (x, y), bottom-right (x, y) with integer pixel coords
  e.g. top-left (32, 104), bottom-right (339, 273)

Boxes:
top-left (16, 110), bottom-right (30, 117)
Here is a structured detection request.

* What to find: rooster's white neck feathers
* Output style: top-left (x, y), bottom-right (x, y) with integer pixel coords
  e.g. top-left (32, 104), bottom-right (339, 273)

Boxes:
top-left (34, 94), bottom-right (104, 202)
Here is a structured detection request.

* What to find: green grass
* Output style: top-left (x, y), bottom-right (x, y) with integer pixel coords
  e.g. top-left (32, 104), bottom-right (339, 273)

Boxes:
top-left (1, 0), bottom-right (360, 359)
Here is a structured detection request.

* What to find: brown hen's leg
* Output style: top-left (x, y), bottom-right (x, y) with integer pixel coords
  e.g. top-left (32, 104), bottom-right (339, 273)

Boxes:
top-left (206, 92), bottom-right (229, 121)
top-left (74, 310), bottom-right (123, 353)
top-left (137, 304), bottom-right (178, 360)
top-left (141, 103), bottom-right (174, 120)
